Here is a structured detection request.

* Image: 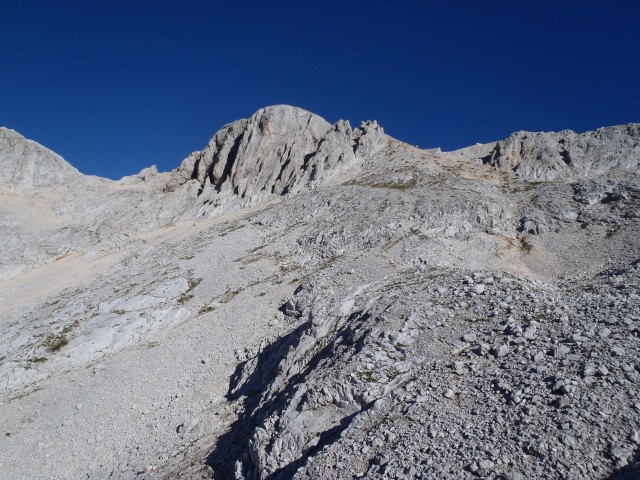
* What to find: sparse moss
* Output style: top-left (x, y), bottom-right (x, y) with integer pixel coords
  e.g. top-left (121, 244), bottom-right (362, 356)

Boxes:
top-left (605, 225), bottom-right (621, 238)
top-left (358, 370), bottom-right (376, 382)
top-left (62, 320), bottom-right (79, 335)
top-left (219, 223), bottom-right (245, 237)
top-left (112, 309), bottom-right (127, 315)
top-left (510, 181), bottom-right (540, 193)
top-left (234, 246), bottom-right (269, 265)
top-left (43, 334), bottom-right (69, 352)
top-left (178, 277), bottom-right (203, 305)
top-left (409, 228), bottom-right (429, 241)
top-left (347, 178), bottom-right (418, 191)
top-left (42, 320), bottom-right (79, 353)
top-left (28, 357), bottom-right (48, 363)
top-left (177, 293), bottom-right (194, 305)
top-left (247, 245), bottom-right (267, 255)
top-left (387, 368), bottom-right (401, 380)
top-left (198, 305), bottom-right (216, 315)
top-left (219, 287), bottom-right (243, 304)
top-left (519, 235), bottom-right (533, 253)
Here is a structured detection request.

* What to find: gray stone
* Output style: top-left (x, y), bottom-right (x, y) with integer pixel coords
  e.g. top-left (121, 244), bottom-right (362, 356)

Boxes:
top-left (495, 344), bottom-right (510, 357)
top-left (533, 351), bottom-right (545, 363)
top-left (462, 333), bottom-right (477, 343)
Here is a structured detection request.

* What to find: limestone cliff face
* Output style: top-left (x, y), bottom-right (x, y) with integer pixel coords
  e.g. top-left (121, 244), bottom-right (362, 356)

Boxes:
top-left (0, 127), bottom-right (82, 189)
top-left (167, 105), bottom-right (386, 204)
top-left (484, 124), bottom-right (640, 181)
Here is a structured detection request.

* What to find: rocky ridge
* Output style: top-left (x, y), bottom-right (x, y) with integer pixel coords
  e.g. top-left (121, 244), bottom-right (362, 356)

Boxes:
top-left (167, 105), bottom-right (386, 210)
top-left (0, 107), bottom-right (638, 480)
top-left (473, 124), bottom-right (640, 181)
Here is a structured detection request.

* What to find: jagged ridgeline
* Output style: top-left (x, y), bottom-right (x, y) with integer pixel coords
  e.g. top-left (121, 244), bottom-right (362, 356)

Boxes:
top-left (165, 105), bottom-right (386, 205)
top-left (0, 107), bottom-right (639, 480)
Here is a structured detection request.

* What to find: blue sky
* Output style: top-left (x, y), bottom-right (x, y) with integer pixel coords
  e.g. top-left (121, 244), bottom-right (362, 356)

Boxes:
top-left (1, 1), bottom-right (639, 179)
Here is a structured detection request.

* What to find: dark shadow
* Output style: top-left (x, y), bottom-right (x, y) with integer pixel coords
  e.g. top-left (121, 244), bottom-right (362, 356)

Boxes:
top-left (601, 191), bottom-right (625, 204)
top-left (481, 143), bottom-right (500, 166)
top-left (267, 401), bottom-right (375, 480)
top-left (606, 448), bottom-right (640, 480)
top-left (301, 151), bottom-right (315, 171)
top-left (273, 157), bottom-right (292, 185)
top-left (215, 132), bottom-right (244, 193)
top-left (480, 153), bottom-right (493, 165)
top-left (206, 310), bottom-right (371, 479)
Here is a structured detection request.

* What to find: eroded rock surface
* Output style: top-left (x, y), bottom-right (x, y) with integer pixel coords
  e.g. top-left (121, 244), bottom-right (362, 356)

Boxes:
top-left (167, 105), bottom-right (386, 207)
top-left (0, 127), bottom-right (82, 189)
top-left (0, 108), bottom-right (638, 480)
top-left (481, 124), bottom-right (640, 181)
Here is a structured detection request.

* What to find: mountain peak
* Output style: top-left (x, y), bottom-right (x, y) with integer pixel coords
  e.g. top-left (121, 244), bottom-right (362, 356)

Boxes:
top-left (167, 105), bottom-right (386, 206)
top-left (0, 127), bottom-right (82, 189)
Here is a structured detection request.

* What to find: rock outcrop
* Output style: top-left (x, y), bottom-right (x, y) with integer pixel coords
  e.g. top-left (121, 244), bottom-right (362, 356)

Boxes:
top-left (482, 124), bottom-right (640, 181)
top-left (0, 127), bottom-right (82, 189)
top-left (212, 263), bottom-right (640, 480)
top-left (166, 105), bottom-right (386, 206)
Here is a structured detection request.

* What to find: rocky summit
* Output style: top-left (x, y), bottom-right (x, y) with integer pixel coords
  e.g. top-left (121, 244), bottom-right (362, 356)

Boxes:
top-left (0, 106), bottom-right (639, 480)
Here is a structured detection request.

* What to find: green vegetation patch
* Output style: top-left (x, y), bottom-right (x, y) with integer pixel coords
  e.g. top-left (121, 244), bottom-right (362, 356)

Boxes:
top-left (43, 334), bottom-right (69, 353)
top-left (178, 276), bottom-right (203, 305)
top-left (28, 357), bottom-right (48, 363)
top-left (519, 235), bottom-right (533, 253)
top-left (198, 305), bottom-right (216, 315)
top-left (219, 223), bottom-right (245, 237)
top-left (605, 224), bottom-right (621, 238)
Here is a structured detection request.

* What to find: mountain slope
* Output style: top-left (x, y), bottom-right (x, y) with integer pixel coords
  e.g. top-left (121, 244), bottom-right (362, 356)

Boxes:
top-left (0, 108), bottom-right (638, 480)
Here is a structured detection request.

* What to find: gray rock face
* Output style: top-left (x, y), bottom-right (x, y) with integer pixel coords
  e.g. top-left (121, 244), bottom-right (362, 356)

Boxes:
top-left (483, 124), bottom-right (640, 181)
top-left (167, 105), bottom-right (386, 206)
top-left (0, 127), bottom-right (82, 189)
top-left (214, 262), bottom-right (640, 480)
top-left (1, 108), bottom-right (639, 480)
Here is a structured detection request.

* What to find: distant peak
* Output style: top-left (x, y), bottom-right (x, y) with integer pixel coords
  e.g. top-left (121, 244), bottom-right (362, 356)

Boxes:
top-left (484, 123), bottom-right (640, 181)
top-left (251, 104), bottom-right (316, 118)
top-left (0, 127), bottom-right (82, 189)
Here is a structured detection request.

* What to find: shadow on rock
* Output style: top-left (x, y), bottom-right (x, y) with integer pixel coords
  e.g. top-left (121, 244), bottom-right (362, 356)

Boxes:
top-left (205, 310), bottom-right (371, 480)
top-left (607, 448), bottom-right (640, 480)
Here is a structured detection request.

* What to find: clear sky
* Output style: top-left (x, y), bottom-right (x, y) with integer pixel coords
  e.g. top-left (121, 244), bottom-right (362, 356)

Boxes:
top-left (1, 1), bottom-right (639, 179)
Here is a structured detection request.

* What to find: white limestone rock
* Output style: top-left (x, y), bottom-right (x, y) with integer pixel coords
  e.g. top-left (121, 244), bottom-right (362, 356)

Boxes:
top-left (0, 127), bottom-right (83, 189)
top-left (166, 105), bottom-right (387, 207)
top-left (484, 124), bottom-right (640, 180)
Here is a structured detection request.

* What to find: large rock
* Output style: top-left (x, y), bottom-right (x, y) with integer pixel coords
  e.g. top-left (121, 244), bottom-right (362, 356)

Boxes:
top-left (166, 105), bottom-right (386, 205)
top-left (0, 127), bottom-right (82, 189)
top-left (483, 124), bottom-right (640, 181)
